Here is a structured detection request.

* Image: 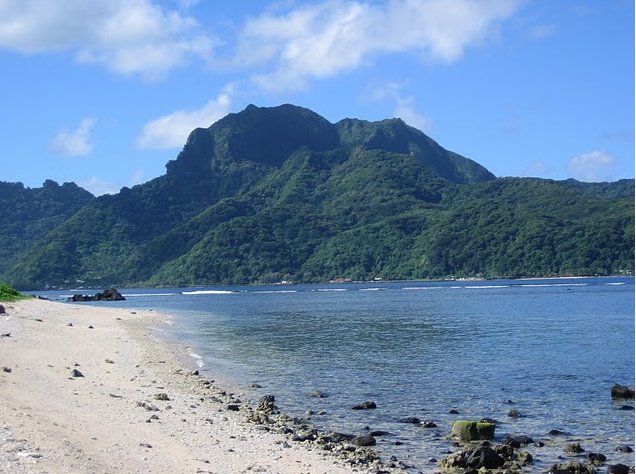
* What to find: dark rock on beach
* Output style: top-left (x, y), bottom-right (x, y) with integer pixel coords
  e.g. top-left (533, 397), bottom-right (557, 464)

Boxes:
top-left (439, 446), bottom-right (504, 470)
top-left (68, 288), bottom-right (126, 302)
top-left (549, 460), bottom-right (596, 474)
top-left (611, 384), bottom-right (635, 399)
top-left (71, 368), bottom-right (84, 377)
top-left (0, 304), bottom-right (5, 314)
top-left (351, 434), bottom-right (376, 447)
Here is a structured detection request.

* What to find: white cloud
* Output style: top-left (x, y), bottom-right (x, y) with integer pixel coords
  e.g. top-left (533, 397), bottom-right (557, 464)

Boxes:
top-left (238, 0), bottom-right (522, 92)
top-left (393, 96), bottom-right (433, 133)
top-left (0, 0), bottom-right (213, 79)
top-left (51, 118), bottom-right (97, 157)
top-left (567, 150), bottom-right (616, 182)
top-left (136, 90), bottom-right (232, 149)
top-left (76, 176), bottom-right (119, 196)
top-left (370, 82), bottom-right (432, 133)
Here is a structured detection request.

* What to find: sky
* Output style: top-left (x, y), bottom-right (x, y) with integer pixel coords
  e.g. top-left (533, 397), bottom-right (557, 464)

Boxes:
top-left (0, 0), bottom-right (633, 196)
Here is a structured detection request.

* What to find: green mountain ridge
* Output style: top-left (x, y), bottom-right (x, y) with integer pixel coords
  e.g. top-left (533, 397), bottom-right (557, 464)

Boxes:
top-left (1, 104), bottom-right (633, 289)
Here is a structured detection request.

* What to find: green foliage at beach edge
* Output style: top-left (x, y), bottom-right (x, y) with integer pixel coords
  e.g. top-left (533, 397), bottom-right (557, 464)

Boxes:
top-left (0, 284), bottom-right (26, 302)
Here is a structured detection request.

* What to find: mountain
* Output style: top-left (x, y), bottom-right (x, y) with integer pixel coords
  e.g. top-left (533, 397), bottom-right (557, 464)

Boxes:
top-left (1, 104), bottom-right (633, 289)
top-left (0, 180), bottom-right (95, 274)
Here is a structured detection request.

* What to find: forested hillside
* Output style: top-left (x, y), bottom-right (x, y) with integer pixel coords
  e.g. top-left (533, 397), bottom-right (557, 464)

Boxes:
top-left (1, 104), bottom-right (633, 289)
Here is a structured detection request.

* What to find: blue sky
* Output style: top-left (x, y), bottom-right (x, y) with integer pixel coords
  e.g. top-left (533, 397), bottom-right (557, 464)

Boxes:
top-left (0, 0), bottom-right (633, 195)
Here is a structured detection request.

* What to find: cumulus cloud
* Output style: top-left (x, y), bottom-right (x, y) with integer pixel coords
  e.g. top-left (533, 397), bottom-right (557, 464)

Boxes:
top-left (51, 118), bottom-right (97, 157)
top-left (238, 0), bottom-right (521, 91)
top-left (567, 150), bottom-right (616, 182)
top-left (0, 0), bottom-right (213, 79)
top-left (136, 90), bottom-right (232, 149)
top-left (370, 82), bottom-right (432, 133)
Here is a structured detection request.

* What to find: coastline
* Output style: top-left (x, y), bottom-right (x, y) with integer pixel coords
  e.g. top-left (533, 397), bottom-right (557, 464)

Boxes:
top-left (0, 298), bottom-right (372, 473)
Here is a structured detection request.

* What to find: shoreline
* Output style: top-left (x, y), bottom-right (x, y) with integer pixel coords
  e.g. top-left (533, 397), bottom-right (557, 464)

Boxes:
top-left (0, 298), bottom-right (382, 473)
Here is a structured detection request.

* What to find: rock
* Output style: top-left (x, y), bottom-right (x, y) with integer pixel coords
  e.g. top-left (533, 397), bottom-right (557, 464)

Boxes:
top-left (2, 366), bottom-right (12, 373)
top-left (71, 369), bottom-right (84, 377)
top-left (611, 384), bottom-right (635, 399)
top-left (549, 429), bottom-right (567, 436)
top-left (0, 304), bottom-right (5, 314)
top-left (422, 420), bottom-right (437, 428)
top-left (136, 402), bottom-right (160, 411)
top-left (154, 393), bottom-right (170, 401)
top-left (565, 443), bottom-right (585, 453)
top-left (451, 420), bottom-right (495, 441)
top-left (369, 430), bottom-right (390, 437)
top-left (587, 452), bottom-right (606, 465)
top-left (309, 390), bottom-right (327, 398)
top-left (352, 400), bottom-right (376, 410)
top-left (449, 409), bottom-right (459, 414)
top-left (439, 446), bottom-right (504, 470)
top-left (1, 333), bottom-right (10, 337)
top-left (351, 434), bottom-right (376, 447)
top-left (68, 288), bottom-right (126, 302)
top-left (618, 405), bottom-right (634, 411)
top-left (465, 446), bottom-right (505, 469)
top-left (400, 416), bottom-right (421, 424)
top-left (105, 359), bottom-right (114, 364)
top-left (607, 464), bottom-right (631, 474)
top-left (227, 404), bottom-right (240, 411)
top-left (508, 409), bottom-right (521, 418)
top-left (615, 445), bottom-right (633, 453)
top-left (504, 435), bottom-right (534, 448)
top-left (517, 451), bottom-right (534, 464)
top-left (140, 442), bottom-right (152, 448)
top-left (549, 461), bottom-right (596, 474)
top-left (257, 395), bottom-right (277, 414)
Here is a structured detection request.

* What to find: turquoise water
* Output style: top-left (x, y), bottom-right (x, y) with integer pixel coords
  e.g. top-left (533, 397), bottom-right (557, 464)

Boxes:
top-left (43, 277), bottom-right (635, 471)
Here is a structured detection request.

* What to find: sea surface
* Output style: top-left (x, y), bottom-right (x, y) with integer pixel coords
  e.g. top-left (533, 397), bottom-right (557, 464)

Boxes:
top-left (39, 277), bottom-right (635, 472)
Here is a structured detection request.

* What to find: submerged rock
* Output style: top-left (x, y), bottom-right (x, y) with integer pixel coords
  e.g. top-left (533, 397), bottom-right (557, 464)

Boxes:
top-left (352, 401), bottom-right (376, 410)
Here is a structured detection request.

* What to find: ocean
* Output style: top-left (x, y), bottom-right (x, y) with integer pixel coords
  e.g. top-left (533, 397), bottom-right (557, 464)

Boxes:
top-left (40, 276), bottom-right (635, 472)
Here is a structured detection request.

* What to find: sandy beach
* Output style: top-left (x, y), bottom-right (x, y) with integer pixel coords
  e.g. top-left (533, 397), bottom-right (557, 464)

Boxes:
top-left (0, 298), bottom-right (363, 474)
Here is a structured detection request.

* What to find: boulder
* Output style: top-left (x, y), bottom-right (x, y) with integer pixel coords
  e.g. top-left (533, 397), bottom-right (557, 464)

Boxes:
top-left (350, 434), bottom-right (376, 447)
top-left (607, 464), bottom-right (631, 474)
top-left (93, 288), bottom-right (126, 301)
top-left (451, 420), bottom-right (495, 441)
top-left (0, 304), bottom-right (5, 314)
top-left (611, 384), bottom-right (635, 399)
top-left (67, 288), bottom-right (126, 302)
top-left (465, 446), bottom-right (505, 469)
top-left (439, 446), bottom-right (504, 470)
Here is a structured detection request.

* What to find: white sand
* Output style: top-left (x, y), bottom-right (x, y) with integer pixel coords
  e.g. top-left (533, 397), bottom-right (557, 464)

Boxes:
top-left (0, 299), bottom-right (360, 473)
